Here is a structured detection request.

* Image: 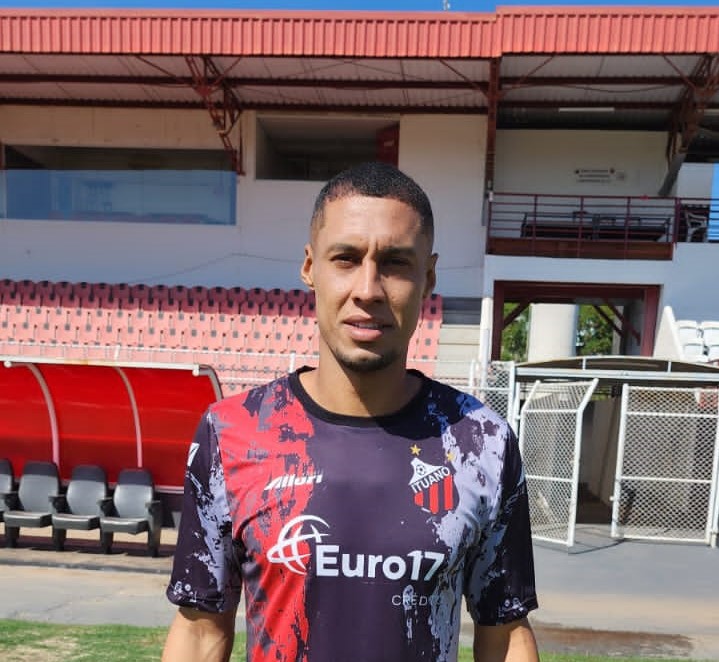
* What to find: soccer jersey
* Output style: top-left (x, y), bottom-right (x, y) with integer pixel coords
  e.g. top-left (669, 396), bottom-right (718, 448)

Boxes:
top-left (167, 368), bottom-right (538, 662)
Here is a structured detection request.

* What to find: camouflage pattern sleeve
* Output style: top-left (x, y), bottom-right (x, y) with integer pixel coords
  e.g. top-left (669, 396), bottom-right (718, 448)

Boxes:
top-left (463, 424), bottom-right (539, 625)
top-left (166, 409), bottom-right (243, 613)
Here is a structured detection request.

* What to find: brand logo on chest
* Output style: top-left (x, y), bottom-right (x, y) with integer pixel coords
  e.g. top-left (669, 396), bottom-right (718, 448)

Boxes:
top-left (264, 472), bottom-right (324, 492)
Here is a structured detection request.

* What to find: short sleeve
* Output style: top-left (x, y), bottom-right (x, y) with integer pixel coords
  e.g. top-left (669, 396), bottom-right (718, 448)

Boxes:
top-left (166, 409), bottom-right (243, 613)
top-left (463, 425), bottom-right (539, 625)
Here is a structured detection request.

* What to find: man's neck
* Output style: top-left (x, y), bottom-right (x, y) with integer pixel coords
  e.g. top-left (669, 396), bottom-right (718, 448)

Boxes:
top-left (299, 359), bottom-right (421, 418)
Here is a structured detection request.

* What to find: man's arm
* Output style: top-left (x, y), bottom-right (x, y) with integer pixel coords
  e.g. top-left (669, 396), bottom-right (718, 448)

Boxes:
top-left (473, 618), bottom-right (539, 662)
top-left (162, 606), bottom-right (237, 662)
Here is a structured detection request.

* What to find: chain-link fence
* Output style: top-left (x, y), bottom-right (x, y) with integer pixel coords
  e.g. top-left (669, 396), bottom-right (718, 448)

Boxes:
top-left (518, 379), bottom-right (598, 547)
top-left (474, 361), bottom-right (515, 420)
top-left (612, 385), bottom-right (719, 545)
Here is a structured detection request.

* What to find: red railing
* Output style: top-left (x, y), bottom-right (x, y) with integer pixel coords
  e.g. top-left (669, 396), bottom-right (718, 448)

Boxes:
top-left (486, 193), bottom-right (716, 259)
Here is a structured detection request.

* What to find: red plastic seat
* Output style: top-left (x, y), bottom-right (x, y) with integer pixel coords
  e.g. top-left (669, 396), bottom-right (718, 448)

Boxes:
top-left (226, 287), bottom-right (247, 305)
top-left (286, 289), bottom-right (307, 306)
top-left (240, 300), bottom-right (260, 316)
top-left (265, 288), bottom-right (285, 305)
top-left (246, 288), bottom-right (267, 305)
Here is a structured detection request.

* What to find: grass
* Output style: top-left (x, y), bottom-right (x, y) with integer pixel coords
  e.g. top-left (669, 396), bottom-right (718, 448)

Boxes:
top-left (0, 619), bottom-right (705, 662)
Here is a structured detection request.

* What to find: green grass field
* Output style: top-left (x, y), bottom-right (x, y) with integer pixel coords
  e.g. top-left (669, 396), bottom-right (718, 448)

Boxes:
top-left (0, 619), bottom-right (706, 662)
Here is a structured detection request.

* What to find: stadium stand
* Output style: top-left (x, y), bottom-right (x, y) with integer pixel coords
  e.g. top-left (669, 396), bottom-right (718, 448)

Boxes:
top-left (654, 306), bottom-right (719, 364)
top-left (0, 279), bottom-right (443, 394)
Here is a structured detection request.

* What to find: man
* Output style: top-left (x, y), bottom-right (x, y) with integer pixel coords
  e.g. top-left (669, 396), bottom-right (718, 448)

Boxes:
top-left (163, 162), bottom-right (539, 662)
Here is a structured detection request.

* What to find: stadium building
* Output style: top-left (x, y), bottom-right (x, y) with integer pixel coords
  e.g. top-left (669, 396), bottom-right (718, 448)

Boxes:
top-left (0, 6), bottom-right (718, 549)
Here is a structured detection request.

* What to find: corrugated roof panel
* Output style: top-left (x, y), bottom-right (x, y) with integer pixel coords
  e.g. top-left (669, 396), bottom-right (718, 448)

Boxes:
top-left (497, 8), bottom-right (719, 54)
top-left (0, 10), bottom-right (490, 58)
top-left (2, 8), bottom-right (718, 58)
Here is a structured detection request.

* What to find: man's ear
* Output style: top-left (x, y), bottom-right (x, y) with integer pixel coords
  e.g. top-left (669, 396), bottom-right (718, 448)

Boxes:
top-left (300, 244), bottom-right (314, 289)
top-left (423, 253), bottom-right (438, 299)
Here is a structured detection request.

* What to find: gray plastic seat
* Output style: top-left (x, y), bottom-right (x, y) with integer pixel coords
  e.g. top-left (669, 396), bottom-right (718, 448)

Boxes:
top-left (3, 460), bottom-right (59, 548)
top-left (0, 458), bottom-right (15, 523)
top-left (50, 464), bottom-right (108, 551)
top-left (99, 468), bottom-right (162, 557)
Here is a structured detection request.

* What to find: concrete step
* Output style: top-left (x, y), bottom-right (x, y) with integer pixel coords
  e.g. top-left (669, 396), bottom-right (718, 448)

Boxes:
top-left (437, 344), bottom-right (479, 362)
top-left (439, 324), bottom-right (482, 346)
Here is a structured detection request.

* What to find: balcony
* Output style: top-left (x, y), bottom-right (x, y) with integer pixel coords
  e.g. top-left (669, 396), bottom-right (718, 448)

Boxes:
top-left (486, 193), bottom-right (716, 260)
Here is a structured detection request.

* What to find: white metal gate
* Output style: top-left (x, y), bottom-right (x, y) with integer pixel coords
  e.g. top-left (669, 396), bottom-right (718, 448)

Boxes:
top-left (612, 385), bottom-right (719, 546)
top-left (518, 379), bottom-right (598, 547)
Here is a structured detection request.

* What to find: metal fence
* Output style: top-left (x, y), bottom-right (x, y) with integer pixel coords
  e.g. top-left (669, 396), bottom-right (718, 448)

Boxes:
top-left (612, 385), bottom-right (719, 546)
top-left (518, 379), bottom-right (598, 547)
top-left (470, 360), bottom-right (515, 420)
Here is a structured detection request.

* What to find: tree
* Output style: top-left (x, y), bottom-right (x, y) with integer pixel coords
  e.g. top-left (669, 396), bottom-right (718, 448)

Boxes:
top-left (501, 303), bottom-right (530, 362)
top-left (576, 304), bottom-right (614, 356)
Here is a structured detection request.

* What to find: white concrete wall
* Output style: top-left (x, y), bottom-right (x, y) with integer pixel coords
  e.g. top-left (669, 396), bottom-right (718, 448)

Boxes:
top-left (0, 105), bottom-right (220, 149)
top-left (494, 130), bottom-right (667, 196)
top-left (399, 115), bottom-right (487, 298)
top-left (661, 244), bottom-right (719, 321)
top-left (676, 163), bottom-right (714, 199)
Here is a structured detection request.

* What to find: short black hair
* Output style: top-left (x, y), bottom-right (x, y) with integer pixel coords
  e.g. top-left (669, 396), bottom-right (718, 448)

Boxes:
top-left (310, 162), bottom-right (434, 245)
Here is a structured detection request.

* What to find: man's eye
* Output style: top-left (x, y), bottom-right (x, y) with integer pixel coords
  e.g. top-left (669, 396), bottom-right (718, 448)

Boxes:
top-left (333, 255), bottom-right (357, 265)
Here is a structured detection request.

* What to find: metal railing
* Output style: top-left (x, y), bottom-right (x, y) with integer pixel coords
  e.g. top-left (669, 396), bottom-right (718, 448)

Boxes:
top-left (487, 192), bottom-right (719, 249)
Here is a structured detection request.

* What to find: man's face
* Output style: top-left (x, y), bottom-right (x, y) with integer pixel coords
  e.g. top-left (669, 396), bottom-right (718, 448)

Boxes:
top-left (301, 194), bottom-right (437, 374)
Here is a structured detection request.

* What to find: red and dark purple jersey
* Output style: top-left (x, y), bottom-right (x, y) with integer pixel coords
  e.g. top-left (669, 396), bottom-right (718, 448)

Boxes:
top-left (167, 368), bottom-right (538, 661)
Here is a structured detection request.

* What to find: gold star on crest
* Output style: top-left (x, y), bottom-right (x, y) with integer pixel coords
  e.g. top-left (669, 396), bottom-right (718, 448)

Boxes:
top-left (410, 444), bottom-right (421, 456)
top-left (446, 450), bottom-right (455, 462)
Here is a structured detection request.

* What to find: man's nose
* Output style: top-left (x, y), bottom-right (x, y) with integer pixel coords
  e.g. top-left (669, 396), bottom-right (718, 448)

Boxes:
top-left (352, 259), bottom-right (384, 302)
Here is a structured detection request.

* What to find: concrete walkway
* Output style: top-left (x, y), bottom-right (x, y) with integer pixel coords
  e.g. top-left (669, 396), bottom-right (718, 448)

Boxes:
top-left (0, 523), bottom-right (717, 659)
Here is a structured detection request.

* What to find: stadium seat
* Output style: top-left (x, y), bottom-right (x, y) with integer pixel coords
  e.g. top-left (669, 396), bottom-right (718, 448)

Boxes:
top-left (245, 329), bottom-right (270, 353)
top-left (99, 468), bottom-right (162, 557)
top-left (676, 320), bottom-right (700, 345)
top-left (0, 290), bottom-right (21, 306)
top-left (266, 288), bottom-right (285, 305)
top-left (286, 289), bottom-right (307, 306)
top-left (302, 300), bottom-right (316, 318)
top-left (247, 288), bottom-right (267, 305)
top-left (241, 300), bottom-right (260, 315)
top-left (50, 464), bottom-right (108, 551)
top-left (700, 321), bottom-right (719, 347)
top-left (208, 286), bottom-right (229, 303)
top-left (260, 300), bottom-right (281, 316)
top-left (3, 460), bottom-right (60, 548)
top-left (74, 281), bottom-right (93, 301)
top-left (683, 341), bottom-right (707, 362)
top-left (226, 286), bottom-right (247, 305)
top-left (0, 458), bottom-right (14, 523)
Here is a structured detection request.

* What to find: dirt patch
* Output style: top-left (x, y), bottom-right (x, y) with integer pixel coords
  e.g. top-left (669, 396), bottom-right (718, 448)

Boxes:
top-left (3, 636), bottom-right (79, 662)
top-left (534, 623), bottom-right (695, 658)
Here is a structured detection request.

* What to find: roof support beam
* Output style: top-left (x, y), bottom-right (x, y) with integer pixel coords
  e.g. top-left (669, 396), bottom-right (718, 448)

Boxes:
top-left (185, 56), bottom-right (244, 175)
top-left (0, 72), bottom-right (693, 91)
top-left (485, 59), bottom-right (500, 193)
top-left (659, 54), bottom-right (719, 196)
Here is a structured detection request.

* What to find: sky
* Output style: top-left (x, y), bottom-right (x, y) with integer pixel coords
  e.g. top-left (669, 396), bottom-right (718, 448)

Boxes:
top-left (0, 0), bottom-right (718, 14)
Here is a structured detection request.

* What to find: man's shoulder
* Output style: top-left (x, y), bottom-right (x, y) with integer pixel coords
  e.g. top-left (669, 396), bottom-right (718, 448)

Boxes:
top-left (209, 373), bottom-right (293, 418)
top-left (423, 375), bottom-right (513, 433)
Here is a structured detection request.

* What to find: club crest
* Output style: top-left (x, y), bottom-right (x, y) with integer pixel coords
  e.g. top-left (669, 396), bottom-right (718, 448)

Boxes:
top-left (408, 457), bottom-right (456, 514)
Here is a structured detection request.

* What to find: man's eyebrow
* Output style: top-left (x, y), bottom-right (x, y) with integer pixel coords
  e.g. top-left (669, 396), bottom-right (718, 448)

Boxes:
top-left (324, 243), bottom-right (418, 256)
top-left (325, 242), bottom-right (362, 254)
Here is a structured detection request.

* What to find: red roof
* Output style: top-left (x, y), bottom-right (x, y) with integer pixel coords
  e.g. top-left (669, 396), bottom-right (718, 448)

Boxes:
top-left (0, 7), bottom-right (717, 58)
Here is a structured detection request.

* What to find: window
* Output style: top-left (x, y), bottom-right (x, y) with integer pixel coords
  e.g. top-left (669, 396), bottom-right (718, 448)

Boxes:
top-left (255, 115), bottom-right (399, 181)
top-left (1, 146), bottom-right (236, 225)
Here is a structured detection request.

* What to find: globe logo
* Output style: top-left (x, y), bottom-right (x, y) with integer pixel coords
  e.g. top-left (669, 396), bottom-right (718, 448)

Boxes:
top-left (266, 515), bottom-right (331, 575)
